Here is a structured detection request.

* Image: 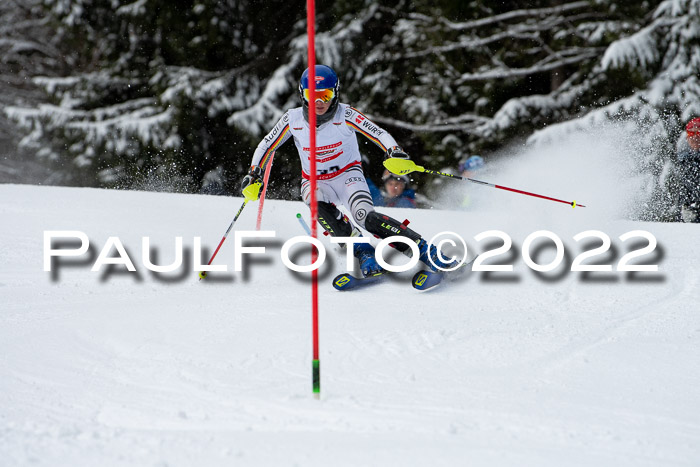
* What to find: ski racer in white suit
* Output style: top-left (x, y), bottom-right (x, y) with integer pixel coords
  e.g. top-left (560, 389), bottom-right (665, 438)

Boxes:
top-left (241, 65), bottom-right (455, 277)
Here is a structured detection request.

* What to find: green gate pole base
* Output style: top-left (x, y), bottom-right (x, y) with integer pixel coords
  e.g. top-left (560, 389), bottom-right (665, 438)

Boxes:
top-left (313, 359), bottom-right (320, 398)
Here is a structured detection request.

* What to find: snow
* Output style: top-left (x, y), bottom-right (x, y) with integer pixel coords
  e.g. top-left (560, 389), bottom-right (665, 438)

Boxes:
top-left (1, 174), bottom-right (700, 465)
top-left (600, 21), bottom-right (660, 70)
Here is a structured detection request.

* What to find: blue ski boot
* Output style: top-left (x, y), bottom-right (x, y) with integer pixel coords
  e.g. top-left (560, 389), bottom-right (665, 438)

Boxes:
top-left (353, 242), bottom-right (384, 277)
top-left (417, 239), bottom-right (458, 272)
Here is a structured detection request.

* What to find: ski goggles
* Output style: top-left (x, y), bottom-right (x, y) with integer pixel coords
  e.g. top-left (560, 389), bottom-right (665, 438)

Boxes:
top-left (688, 129), bottom-right (700, 137)
top-left (382, 173), bottom-right (409, 184)
top-left (303, 88), bottom-right (335, 103)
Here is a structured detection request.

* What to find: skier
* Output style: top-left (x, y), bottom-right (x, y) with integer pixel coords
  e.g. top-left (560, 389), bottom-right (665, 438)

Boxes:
top-left (676, 117), bottom-right (700, 223)
top-left (240, 64), bottom-right (456, 277)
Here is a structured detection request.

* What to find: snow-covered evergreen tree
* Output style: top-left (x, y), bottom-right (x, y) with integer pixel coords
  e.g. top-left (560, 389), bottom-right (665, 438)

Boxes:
top-left (5, 0), bottom-right (697, 216)
top-left (0, 0), bottom-right (65, 183)
top-left (6, 0), bottom-right (308, 192)
top-left (527, 0), bottom-right (700, 220)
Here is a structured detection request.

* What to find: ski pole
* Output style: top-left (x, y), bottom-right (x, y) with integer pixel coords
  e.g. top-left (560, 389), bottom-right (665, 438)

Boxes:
top-left (198, 199), bottom-right (248, 280)
top-left (296, 213), bottom-right (312, 235)
top-left (384, 158), bottom-right (586, 208)
top-left (199, 181), bottom-right (263, 280)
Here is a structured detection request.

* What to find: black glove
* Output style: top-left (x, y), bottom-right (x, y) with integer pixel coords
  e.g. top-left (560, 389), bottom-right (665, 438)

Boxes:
top-left (240, 166), bottom-right (264, 200)
top-left (385, 146), bottom-right (410, 160)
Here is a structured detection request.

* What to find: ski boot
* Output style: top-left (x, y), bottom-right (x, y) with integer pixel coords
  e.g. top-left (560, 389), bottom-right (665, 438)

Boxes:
top-left (353, 242), bottom-right (384, 277)
top-left (417, 238), bottom-right (458, 272)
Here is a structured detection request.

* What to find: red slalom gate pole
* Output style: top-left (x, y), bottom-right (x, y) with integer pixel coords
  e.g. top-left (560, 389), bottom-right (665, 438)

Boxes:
top-left (255, 152), bottom-right (275, 230)
top-left (306, 0), bottom-right (320, 399)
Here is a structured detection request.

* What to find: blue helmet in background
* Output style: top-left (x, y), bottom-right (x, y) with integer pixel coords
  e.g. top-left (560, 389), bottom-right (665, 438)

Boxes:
top-left (459, 155), bottom-right (484, 172)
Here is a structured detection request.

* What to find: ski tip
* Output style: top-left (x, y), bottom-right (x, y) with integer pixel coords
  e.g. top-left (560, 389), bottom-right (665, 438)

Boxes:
top-left (412, 269), bottom-right (444, 291)
top-left (332, 272), bottom-right (388, 291)
top-left (333, 274), bottom-right (353, 290)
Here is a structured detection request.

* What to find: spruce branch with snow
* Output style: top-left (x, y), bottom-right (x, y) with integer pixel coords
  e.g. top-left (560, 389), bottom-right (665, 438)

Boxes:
top-left (3, 0), bottom-right (698, 220)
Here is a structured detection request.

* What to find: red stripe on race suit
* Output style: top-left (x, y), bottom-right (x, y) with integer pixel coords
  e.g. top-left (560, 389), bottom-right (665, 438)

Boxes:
top-left (303, 141), bottom-right (342, 152)
top-left (316, 151), bottom-right (343, 163)
top-left (302, 160), bottom-right (361, 180)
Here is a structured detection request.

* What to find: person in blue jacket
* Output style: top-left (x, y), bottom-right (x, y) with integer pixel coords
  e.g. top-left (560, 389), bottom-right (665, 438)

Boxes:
top-left (378, 170), bottom-right (416, 208)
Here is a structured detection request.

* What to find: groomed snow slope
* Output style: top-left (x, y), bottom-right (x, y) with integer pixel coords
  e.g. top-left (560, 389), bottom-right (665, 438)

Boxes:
top-left (1, 183), bottom-right (699, 467)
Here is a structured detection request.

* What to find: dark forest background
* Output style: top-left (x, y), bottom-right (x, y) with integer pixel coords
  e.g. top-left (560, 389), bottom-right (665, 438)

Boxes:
top-left (1, 0), bottom-right (698, 217)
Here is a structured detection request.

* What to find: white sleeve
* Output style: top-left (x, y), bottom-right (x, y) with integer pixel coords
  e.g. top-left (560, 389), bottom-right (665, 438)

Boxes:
top-left (343, 106), bottom-right (399, 153)
top-left (250, 112), bottom-right (292, 169)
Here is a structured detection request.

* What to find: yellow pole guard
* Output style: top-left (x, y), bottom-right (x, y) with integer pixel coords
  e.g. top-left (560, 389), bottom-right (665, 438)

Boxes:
top-left (242, 180), bottom-right (263, 202)
top-left (383, 157), bottom-right (423, 175)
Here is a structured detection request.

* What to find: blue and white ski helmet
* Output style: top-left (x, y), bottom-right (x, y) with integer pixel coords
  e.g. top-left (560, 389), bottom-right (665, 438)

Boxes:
top-left (298, 65), bottom-right (340, 105)
top-left (459, 155), bottom-right (484, 172)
